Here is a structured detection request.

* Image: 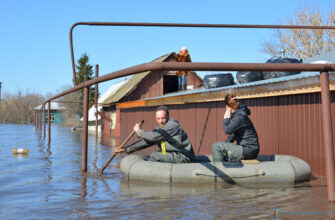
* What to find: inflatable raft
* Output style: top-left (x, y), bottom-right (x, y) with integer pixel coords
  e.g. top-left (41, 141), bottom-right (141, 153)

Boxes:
top-left (120, 154), bottom-right (311, 186)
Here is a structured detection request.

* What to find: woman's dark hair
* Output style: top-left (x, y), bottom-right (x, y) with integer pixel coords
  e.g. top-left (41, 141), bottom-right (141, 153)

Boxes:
top-left (224, 94), bottom-right (240, 110)
top-left (155, 106), bottom-right (170, 117)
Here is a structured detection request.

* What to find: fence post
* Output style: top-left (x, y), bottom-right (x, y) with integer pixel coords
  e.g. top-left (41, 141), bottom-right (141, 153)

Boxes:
top-left (95, 64), bottom-right (99, 140)
top-left (39, 109), bottom-right (42, 132)
top-left (34, 111), bottom-right (36, 128)
top-left (320, 71), bottom-right (335, 202)
top-left (48, 102), bottom-right (51, 144)
top-left (82, 86), bottom-right (89, 172)
top-left (43, 106), bottom-right (46, 139)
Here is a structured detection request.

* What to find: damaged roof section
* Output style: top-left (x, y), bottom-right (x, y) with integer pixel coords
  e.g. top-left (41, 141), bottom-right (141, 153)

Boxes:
top-left (117, 49), bottom-right (335, 109)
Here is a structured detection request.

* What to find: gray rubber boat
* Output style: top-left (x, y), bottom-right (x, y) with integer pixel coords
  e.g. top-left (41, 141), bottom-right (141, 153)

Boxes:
top-left (120, 154), bottom-right (311, 186)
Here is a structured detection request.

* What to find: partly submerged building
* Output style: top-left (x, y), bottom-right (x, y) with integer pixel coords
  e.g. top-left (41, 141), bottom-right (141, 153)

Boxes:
top-left (111, 50), bottom-right (335, 180)
top-left (85, 79), bottom-right (129, 136)
top-left (97, 52), bottom-right (203, 144)
top-left (34, 102), bottom-right (65, 124)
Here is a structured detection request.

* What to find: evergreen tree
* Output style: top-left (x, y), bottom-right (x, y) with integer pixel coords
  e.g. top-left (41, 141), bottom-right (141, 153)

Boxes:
top-left (75, 53), bottom-right (95, 115)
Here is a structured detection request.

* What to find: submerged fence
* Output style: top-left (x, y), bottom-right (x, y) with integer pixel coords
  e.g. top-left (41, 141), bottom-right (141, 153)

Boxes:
top-left (33, 22), bottom-right (335, 201)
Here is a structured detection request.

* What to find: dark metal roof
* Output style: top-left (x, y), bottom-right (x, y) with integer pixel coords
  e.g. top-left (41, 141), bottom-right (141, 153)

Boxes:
top-left (142, 71), bottom-right (326, 101)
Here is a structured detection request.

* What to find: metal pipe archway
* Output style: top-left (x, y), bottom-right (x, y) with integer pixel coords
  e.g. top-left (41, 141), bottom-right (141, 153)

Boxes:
top-left (69, 22), bottom-right (335, 85)
top-left (41, 22), bottom-right (335, 202)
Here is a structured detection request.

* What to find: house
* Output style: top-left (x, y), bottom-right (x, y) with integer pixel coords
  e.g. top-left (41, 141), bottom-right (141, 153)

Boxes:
top-left (113, 50), bottom-right (335, 180)
top-left (34, 102), bottom-right (65, 124)
top-left (98, 52), bottom-right (203, 145)
top-left (85, 79), bottom-right (129, 135)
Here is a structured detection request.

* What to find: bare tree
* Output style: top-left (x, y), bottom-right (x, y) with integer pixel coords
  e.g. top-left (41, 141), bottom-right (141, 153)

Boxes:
top-left (57, 85), bottom-right (82, 127)
top-left (0, 90), bottom-right (44, 124)
top-left (262, 6), bottom-right (335, 59)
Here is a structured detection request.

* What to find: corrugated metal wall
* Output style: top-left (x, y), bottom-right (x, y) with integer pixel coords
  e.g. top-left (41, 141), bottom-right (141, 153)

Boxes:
top-left (120, 92), bottom-right (335, 177)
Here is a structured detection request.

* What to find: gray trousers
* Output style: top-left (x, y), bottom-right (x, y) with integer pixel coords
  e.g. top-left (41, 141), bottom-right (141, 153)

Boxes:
top-left (212, 142), bottom-right (243, 162)
top-left (149, 151), bottom-right (192, 163)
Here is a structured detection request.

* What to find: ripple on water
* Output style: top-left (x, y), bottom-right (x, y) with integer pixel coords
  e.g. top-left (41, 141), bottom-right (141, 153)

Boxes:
top-left (0, 124), bottom-right (334, 219)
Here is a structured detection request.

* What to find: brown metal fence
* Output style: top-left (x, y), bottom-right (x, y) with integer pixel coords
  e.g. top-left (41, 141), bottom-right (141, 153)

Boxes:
top-left (119, 93), bottom-right (331, 178)
top-left (33, 22), bottom-right (335, 201)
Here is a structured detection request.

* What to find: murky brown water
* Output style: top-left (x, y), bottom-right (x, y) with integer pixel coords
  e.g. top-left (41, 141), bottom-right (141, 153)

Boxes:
top-left (0, 124), bottom-right (334, 219)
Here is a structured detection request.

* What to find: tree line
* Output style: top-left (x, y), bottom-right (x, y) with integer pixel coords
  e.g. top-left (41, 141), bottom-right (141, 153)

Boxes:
top-left (0, 90), bottom-right (45, 124)
top-left (0, 53), bottom-right (97, 125)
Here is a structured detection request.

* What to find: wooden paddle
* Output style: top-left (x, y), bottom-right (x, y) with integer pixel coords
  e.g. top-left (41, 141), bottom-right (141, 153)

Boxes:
top-left (99, 120), bottom-right (144, 175)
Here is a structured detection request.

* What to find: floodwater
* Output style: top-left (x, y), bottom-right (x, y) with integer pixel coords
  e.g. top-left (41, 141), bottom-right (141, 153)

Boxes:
top-left (0, 124), bottom-right (334, 219)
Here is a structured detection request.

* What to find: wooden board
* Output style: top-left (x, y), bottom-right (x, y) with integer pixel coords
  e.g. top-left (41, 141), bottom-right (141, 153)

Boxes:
top-left (241, 159), bottom-right (260, 164)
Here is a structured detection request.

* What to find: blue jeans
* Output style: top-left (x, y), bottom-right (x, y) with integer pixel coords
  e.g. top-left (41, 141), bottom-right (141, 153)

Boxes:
top-left (178, 75), bottom-right (186, 88)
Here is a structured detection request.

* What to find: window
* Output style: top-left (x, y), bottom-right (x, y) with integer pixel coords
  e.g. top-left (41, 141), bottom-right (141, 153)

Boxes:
top-left (50, 114), bottom-right (55, 122)
top-left (44, 113), bottom-right (55, 122)
top-left (163, 75), bottom-right (179, 94)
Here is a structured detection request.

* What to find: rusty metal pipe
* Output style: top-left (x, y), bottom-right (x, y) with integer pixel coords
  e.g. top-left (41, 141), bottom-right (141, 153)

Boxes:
top-left (43, 107), bottom-right (46, 139)
top-left (44, 62), bottom-right (335, 106)
top-left (36, 111), bottom-right (39, 129)
top-left (95, 64), bottom-right (99, 140)
top-left (82, 86), bottom-right (89, 172)
top-left (320, 71), bottom-right (335, 202)
top-left (34, 111), bottom-right (36, 128)
top-left (52, 101), bottom-right (83, 104)
top-left (159, 62), bottom-right (335, 72)
top-left (70, 21), bottom-right (335, 85)
top-left (39, 109), bottom-right (42, 132)
top-left (48, 102), bottom-right (51, 144)
top-left (41, 60), bottom-right (335, 179)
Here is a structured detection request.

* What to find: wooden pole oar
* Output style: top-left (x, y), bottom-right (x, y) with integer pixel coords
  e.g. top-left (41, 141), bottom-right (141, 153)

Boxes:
top-left (99, 120), bottom-right (144, 175)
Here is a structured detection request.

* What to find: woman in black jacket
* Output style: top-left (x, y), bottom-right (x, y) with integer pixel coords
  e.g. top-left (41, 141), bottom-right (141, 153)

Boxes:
top-left (212, 94), bottom-right (260, 162)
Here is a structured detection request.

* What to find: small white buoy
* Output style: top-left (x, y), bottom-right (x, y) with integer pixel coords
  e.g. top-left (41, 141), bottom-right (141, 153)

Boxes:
top-left (12, 148), bottom-right (30, 154)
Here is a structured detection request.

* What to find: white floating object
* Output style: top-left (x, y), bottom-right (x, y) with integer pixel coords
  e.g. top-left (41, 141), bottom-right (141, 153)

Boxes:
top-left (12, 148), bottom-right (30, 154)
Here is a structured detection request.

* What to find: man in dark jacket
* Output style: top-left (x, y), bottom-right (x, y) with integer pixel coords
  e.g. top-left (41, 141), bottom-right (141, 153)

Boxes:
top-left (212, 94), bottom-right (260, 162)
top-left (115, 106), bottom-right (195, 163)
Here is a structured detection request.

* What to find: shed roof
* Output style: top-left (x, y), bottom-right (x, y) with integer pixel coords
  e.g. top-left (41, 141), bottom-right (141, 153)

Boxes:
top-left (86, 79), bottom-right (129, 121)
top-left (140, 49), bottom-right (335, 101)
top-left (114, 50), bottom-right (334, 109)
top-left (34, 102), bottom-right (65, 111)
top-left (304, 49), bottom-right (335, 63)
top-left (102, 52), bottom-right (175, 105)
top-left (118, 70), bottom-right (335, 109)
top-left (142, 71), bottom-right (323, 100)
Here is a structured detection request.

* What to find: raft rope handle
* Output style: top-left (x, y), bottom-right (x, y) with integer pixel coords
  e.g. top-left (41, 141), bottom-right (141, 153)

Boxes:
top-left (195, 172), bottom-right (266, 178)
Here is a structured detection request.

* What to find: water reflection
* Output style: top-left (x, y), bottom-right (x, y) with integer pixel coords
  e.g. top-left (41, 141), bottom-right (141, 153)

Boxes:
top-left (119, 179), bottom-right (220, 196)
top-left (80, 174), bottom-right (87, 198)
top-left (12, 154), bottom-right (29, 159)
top-left (0, 124), bottom-right (334, 219)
